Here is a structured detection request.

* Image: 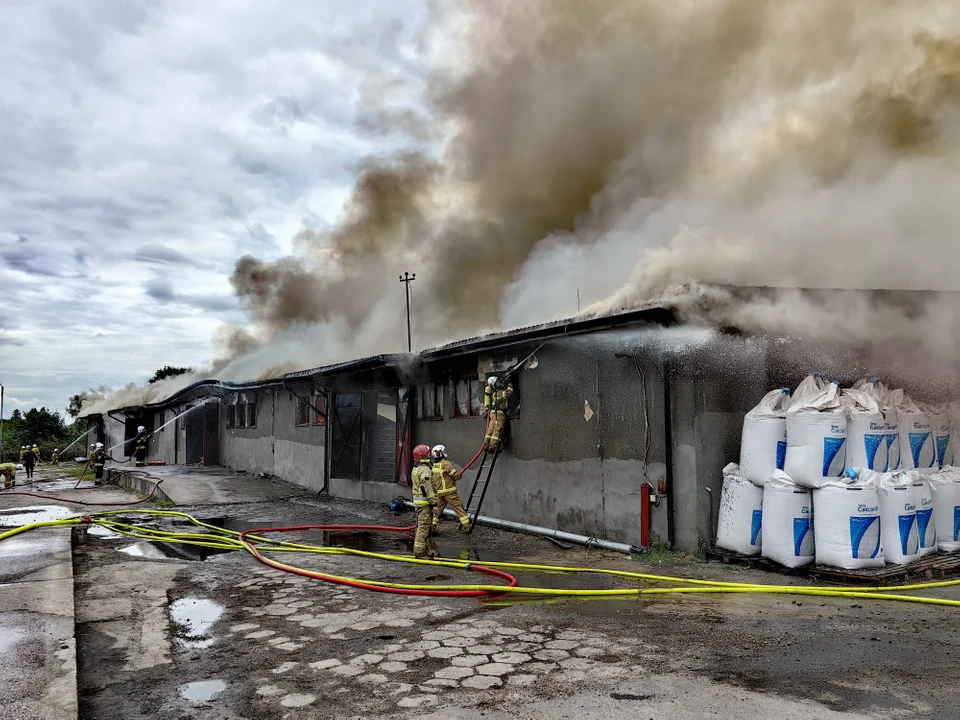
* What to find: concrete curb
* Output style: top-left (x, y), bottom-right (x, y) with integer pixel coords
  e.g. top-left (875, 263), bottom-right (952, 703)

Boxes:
top-left (106, 468), bottom-right (174, 505)
top-left (0, 527), bottom-right (79, 720)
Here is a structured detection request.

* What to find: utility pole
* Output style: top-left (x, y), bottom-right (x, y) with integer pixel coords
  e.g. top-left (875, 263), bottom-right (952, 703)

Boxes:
top-left (399, 271), bottom-right (416, 352)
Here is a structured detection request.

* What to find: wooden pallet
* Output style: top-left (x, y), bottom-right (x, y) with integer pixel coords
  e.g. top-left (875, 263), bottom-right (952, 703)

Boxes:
top-left (705, 547), bottom-right (810, 576)
top-left (809, 552), bottom-right (960, 587)
top-left (707, 546), bottom-right (960, 586)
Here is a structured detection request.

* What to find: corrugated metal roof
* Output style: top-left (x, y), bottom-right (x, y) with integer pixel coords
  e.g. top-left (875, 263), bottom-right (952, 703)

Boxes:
top-left (85, 303), bottom-right (675, 415)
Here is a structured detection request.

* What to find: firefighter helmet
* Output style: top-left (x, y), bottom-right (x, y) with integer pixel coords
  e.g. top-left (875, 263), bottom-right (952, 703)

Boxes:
top-left (431, 444), bottom-right (447, 460)
top-left (413, 444), bottom-right (431, 462)
top-left (137, 425), bottom-right (145, 433)
top-left (487, 376), bottom-right (498, 387)
top-left (95, 442), bottom-right (104, 449)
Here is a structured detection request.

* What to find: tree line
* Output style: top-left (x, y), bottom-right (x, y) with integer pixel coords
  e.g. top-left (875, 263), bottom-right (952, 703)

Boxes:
top-left (2, 366), bottom-right (192, 462)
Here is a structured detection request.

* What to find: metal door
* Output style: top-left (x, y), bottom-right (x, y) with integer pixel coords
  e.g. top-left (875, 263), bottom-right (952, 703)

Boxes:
top-left (331, 393), bottom-right (362, 479)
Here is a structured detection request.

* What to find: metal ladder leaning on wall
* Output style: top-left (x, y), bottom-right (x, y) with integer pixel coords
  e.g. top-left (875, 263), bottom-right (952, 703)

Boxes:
top-left (463, 441), bottom-right (504, 533)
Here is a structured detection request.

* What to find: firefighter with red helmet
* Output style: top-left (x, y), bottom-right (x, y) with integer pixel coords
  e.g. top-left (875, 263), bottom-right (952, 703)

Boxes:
top-left (411, 444), bottom-right (438, 558)
top-left (431, 445), bottom-right (471, 533)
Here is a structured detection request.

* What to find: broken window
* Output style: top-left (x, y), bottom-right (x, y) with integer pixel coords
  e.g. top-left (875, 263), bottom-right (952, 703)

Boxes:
top-left (453, 378), bottom-right (485, 418)
top-left (295, 397), bottom-right (310, 426)
top-left (417, 382), bottom-right (443, 420)
top-left (245, 398), bottom-right (257, 428)
top-left (236, 403), bottom-right (246, 428)
top-left (225, 404), bottom-right (236, 429)
top-left (314, 393), bottom-right (327, 426)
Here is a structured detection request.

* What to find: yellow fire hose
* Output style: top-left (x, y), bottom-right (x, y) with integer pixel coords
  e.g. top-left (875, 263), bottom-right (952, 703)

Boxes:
top-left (3, 509), bottom-right (960, 606)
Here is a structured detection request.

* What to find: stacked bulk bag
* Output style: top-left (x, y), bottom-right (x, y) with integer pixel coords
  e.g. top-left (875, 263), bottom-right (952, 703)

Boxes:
top-left (853, 378), bottom-right (900, 471)
top-left (911, 473), bottom-right (937, 557)
top-left (891, 391), bottom-right (936, 473)
top-left (929, 467), bottom-right (960, 552)
top-left (948, 403), bottom-right (960, 470)
top-left (814, 469), bottom-right (884, 569)
top-left (871, 470), bottom-right (919, 565)
top-left (842, 389), bottom-right (890, 472)
top-left (761, 470), bottom-right (814, 568)
top-left (715, 463), bottom-right (763, 555)
top-left (784, 381), bottom-right (847, 488)
top-left (919, 402), bottom-right (952, 469)
top-left (739, 388), bottom-right (791, 486)
top-left (793, 372), bottom-right (828, 401)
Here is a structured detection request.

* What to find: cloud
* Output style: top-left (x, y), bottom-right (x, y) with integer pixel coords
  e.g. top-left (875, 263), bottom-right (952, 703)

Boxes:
top-left (0, 0), bottom-right (429, 413)
top-left (143, 276), bottom-right (175, 303)
top-left (131, 244), bottom-right (196, 267)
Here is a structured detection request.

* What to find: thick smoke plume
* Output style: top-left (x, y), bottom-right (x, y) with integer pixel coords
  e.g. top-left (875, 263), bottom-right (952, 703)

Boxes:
top-left (86, 0), bottom-right (960, 412)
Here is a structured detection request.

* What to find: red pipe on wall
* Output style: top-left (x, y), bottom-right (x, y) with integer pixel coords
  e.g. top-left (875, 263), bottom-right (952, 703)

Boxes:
top-left (640, 484), bottom-right (651, 548)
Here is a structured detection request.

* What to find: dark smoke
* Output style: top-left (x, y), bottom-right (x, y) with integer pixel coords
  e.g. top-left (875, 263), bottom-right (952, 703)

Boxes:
top-left (219, 1), bottom-right (960, 378)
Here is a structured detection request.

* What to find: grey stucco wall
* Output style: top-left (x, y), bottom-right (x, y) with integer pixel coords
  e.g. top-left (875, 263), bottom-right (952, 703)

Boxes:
top-left (149, 408), bottom-right (175, 463)
top-left (412, 330), bottom-right (672, 547)
top-left (670, 335), bottom-right (769, 553)
top-left (220, 386), bottom-right (326, 490)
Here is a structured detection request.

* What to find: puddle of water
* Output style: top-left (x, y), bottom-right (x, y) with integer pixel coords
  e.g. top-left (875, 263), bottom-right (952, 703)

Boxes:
top-left (174, 517), bottom-right (276, 533)
top-left (170, 597), bottom-right (224, 649)
top-left (118, 540), bottom-right (230, 562)
top-left (87, 525), bottom-right (123, 539)
top-left (119, 542), bottom-right (175, 559)
top-left (0, 505), bottom-right (78, 527)
top-left (179, 679), bottom-right (226, 703)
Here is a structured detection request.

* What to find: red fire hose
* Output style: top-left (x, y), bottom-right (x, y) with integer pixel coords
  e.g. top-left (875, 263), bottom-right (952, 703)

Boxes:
top-left (238, 524), bottom-right (517, 597)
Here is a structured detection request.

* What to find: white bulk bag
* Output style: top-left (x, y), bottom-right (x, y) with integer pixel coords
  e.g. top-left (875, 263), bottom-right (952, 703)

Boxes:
top-left (892, 392), bottom-right (936, 473)
top-left (761, 470), bottom-right (814, 568)
top-left (715, 463), bottom-right (763, 555)
top-left (872, 471), bottom-right (919, 565)
top-left (948, 402), bottom-right (960, 470)
top-left (853, 377), bottom-right (893, 407)
top-left (910, 473), bottom-right (937, 557)
top-left (740, 388), bottom-right (791, 486)
top-left (853, 379), bottom-right (901, 470)
top-left (919, 402), bottom-right (952, 469)
top-left (790, 373), bottom-right (828, 408)
top-left (929, 468), bottom-right (960, 553)
top-left (784, 382), bottom-right (847, 489)
top-left (842, 389), bottom-right (890, 472)
top-left (813, 470), bottom-right (884, 569)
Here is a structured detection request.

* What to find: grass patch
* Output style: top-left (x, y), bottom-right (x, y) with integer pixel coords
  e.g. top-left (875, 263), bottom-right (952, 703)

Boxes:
top-left (59, 463), bottom-right (93, 480)
top-left (636, 538), bottom-right (700, 567)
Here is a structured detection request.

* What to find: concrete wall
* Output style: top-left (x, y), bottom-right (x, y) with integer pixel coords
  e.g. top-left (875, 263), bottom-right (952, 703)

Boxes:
top-left (412, 330), bottom-right (672, 547)
top-left (148, 408), bottom-right (175, 463)
top-left (220, 385), bottom-right (326, 491)
top-left (669, 335), bottom-right (769, 553)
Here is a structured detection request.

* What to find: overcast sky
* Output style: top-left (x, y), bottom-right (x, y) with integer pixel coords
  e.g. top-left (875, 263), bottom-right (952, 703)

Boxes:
top-left (0, 0), bottom-right (428, 420)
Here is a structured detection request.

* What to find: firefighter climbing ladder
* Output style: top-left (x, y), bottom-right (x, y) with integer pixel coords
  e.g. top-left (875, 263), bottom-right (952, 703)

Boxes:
top-left (463, 440), bottom-right (504, 533)
top-left (463, 343), bottom-right (545, 533)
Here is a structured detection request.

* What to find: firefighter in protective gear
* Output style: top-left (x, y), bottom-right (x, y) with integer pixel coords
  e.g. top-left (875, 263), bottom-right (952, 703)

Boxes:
top-left (19, 446), bottom-right (26, 462)
top-left (134, 425), bottom-right (149, 467)
top-left (51, 449), bottom-right (59, 466)
top-left (0, 462), bottom-right (16, 489)
top-left (93, 443), bottom-right (107, 485)
top-left (23, 444), bottom-right (36, 479)
top-left (431, 445), bottom-right (471, 533)
top-left (411, 444), bottom-right (438, 558)
top-left (482, 376), bottom-right (514, 451)
top-left (32, 445), bottom-right (40, 463)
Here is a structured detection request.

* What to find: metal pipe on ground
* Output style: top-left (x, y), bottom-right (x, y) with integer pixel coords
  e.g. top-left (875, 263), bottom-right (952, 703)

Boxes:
top-left (403, 501), bottom-right (643, 555)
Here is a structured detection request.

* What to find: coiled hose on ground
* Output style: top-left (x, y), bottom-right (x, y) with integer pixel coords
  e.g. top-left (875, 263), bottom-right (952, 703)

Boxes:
top-left (3, 507), bottom-right (960, 606)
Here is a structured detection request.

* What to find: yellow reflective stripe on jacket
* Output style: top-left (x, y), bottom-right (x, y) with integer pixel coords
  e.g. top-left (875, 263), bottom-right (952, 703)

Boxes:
top-left (432, 459), bottom-right (460, 495)
top-left (411, 463), bottom-right (435, 505)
